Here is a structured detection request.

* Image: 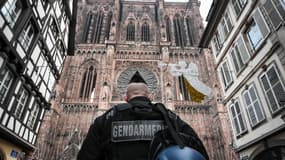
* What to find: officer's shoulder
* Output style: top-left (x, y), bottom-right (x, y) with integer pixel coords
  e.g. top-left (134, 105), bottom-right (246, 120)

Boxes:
top-left (154, 103), bottom-right (178, 119)
top-left (103, 103), bottom-right (132, 120)
top-left (114, 103), bottom-right (132, 111)
top-left (163, 108), bottom-right (181, 121)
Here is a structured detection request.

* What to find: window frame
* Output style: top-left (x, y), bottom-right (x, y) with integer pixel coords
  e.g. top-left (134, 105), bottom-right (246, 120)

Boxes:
top-left (50, 18), bottom-right (59, 39)
top-left (27, 102), bottom-right (41, 130)
top-left (242, 84), bottom-right (265, 127)
top-left (230, 36), bottom-right (250, 74)
top-left (13, 87), bottom-right (29, 120)
top-left (259, 63), bottom-right (285, 114)
top-left (229, 99), bottom-right (248, 136)
top-left (245, 8), bottom-right (270, 51)
top-left (220, 10), bottom-right (233, 38)
top-left (231, 0), bottom-right (247, 17)
top-left (262, 0), bottom-right (285, 29)
top-left (141, 22), bottom-right (150, 42)
top-left (126, 22), bottom-right (135, 41)
top-left (18, 21), bottom-right (35, 51)
top-left (0, 68), bottom-right (14, 104)
top-left (212, 32), bottom-right (223, 54)
top-left (220, 59), bottom-right (233, 89)
top-left (1, 0), bottom-right (23, 28)
top-left (245, 20), bottom-right (263, 50)
top-left (165, 16), bottom-right (172, 42)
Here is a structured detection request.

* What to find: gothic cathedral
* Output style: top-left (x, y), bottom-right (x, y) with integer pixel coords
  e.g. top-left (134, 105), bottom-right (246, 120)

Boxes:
top-left (35, 0), bottom-right (238, 159)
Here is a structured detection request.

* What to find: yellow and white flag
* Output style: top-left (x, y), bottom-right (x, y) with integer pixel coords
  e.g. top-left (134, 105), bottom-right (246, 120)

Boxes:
top-left (160, 61), bottom-right (213, 103)
top-left (183, 76), bottom-right (206, 103)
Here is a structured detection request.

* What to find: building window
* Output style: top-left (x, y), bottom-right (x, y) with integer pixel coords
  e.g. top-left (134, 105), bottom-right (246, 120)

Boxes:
top-left (27, 103), bottom-right (40, 130)
top-left (220, 11), bottom-right (233, 38)
top-left (186, 17), bottom-right (196, 45)
top-left (82, 11), bottom-right (104, 43)
top-left (105, 12), bottom-right (112, 41)
top-left (0, 68), bottom-right (13, 104)
top-left (13, 87), bottom-right (29, 119)
top-left (246, 21), bottom-right (263, 49)
top-left (1, 0), bottom-right (23, 28)
top-left (93, 11), bottom-right (104, 43)
top-left (178, 75), bottom-right (190, 101)
top-left (230, 36), bottom-right (250, 73)
top-left (173, 14), bottom-right (186, 47)
top-left (212, 32), bottom-right (223, 53)
top-left (242, 84), bottom-right (265, 127)
top-left (141, 22), bottom-right (150, 42)
top-left (260, 64), bottom-right (285, 114)
top-left (220, 60), bottom-right (233, 88)
top-left (165, 16), bottom-right (171, 42)
top-left (229, 99), bottom-right (247, 136)
top-left (246, 8), bottom-right (270, 50)
top-left (50, 19), bottom-right (59, 39)
top-left (126, 22), bottom-right (135, 41)
top-left (263, 0), bottom-right (285, 29)
top-left (232, 0), bottom-right (247, 16)
top-left (82, 12), bottom-right (92, 42)
top-left (281, 0), bottom-right (285, 9)
top-left (79, 66), bottom-right (97, 98)
top-left (18, 22), bottom-right (35, 51)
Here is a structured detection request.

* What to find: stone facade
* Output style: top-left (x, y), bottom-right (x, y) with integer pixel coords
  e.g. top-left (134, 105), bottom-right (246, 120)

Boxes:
top-left (35, 0), bottom-right (238, 159)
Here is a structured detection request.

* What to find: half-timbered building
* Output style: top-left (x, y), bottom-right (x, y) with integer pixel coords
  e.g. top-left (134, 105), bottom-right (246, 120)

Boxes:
top-left (0, 0), bottom-right (77, 159)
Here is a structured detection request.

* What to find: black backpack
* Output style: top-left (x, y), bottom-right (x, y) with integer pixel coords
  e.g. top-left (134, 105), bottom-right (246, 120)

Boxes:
top-left (148, 103), bottom-right (209, 160)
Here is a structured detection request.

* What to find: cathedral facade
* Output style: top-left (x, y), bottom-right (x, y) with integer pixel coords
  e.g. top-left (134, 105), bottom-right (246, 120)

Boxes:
top-left (35, 0), bottom-right (238, 159)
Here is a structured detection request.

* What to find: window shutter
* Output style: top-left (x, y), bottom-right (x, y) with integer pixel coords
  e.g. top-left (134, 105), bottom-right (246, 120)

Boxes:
top-left (274, 0), bottom-right (285, 20)
top-left (231, 49), bottom-right (240, 72)
top-left (222, 61), bottom-right (232, 86)
top-left (230, 104), bottom-right (240, 134)
top-left (220, 67), bottom-right (227, 87)
top-left (218, 25), bottom-right (225, 43)
top-left (232, 0), bottom-right (241, 16)
top-left (253, 8), bottom-right (270, 37)
top-left (237, 36), bottom-right (250, 63)
top-left (263, 1), bottom-right (282, 29)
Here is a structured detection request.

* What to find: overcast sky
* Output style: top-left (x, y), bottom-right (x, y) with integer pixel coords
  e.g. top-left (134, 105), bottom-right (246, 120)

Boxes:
top-left (165, 0), bottom-right (213, 25)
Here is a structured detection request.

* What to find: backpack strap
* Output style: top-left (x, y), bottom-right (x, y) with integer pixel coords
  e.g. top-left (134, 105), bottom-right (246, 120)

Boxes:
top-left (155, 103), bottom-right (185, 148)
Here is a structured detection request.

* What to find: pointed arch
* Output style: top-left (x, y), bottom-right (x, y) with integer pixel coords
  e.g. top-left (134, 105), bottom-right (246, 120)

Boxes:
top-left (82, 10), bottom-right (105, 44)
top-left (141, 22), bottom-right (150, 42)
top-left (186, 16), bottom-right (196, 45)
top-left (165, 16), bottom-right (172, 42)
top-left (173, 14), bottom-right (186, 47)
top-left (93, 11), bottom-right (104, 43)
top-left (82, 11), bottom-right (93, 43)
top-left (126, 22), bottom-right (135, 41)
top-left (79, 66), bottom-right (97, 98)
top-left (104, 12), bottom-right (112, 41)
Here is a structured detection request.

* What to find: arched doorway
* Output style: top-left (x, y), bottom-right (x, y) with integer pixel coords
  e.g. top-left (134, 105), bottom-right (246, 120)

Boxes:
top-left (116, 67), bottom-right (159, 101)
top-left (253, 146), bottom-right (285, 160)
top-left (0, 148), bottom-right (6, 160)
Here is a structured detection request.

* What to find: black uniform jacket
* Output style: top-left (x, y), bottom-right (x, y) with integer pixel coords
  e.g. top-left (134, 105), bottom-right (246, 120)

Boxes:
top-left (77, 96), bottom-right (165, 160)
top-left (77, 96), bottom-right (209, 160)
